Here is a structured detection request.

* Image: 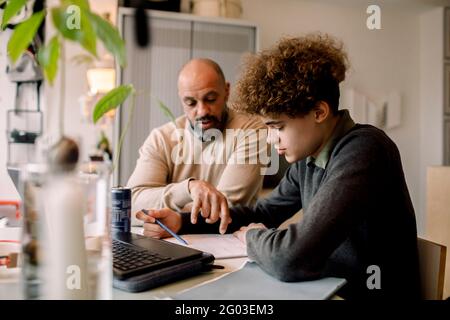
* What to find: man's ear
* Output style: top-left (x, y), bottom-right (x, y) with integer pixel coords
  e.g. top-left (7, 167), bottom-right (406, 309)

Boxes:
top-left (224, 82), bottom-right (231, 101)
top-left (313, 101), bottom-right (331, 124)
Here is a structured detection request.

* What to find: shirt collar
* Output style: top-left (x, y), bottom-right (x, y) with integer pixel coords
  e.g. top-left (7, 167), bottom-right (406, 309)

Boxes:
top-left (306, 109), bottom-right (355, 169)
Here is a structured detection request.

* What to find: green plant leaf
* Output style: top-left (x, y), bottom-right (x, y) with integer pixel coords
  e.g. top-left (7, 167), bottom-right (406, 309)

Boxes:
top-left (157, 99), bottom-right (176, 123)
top-left (51, 6), bottom-right (97, 56)
top-left (70, 53), bottom-right (95, 66)
top-left (7, 10), bottom-right (45, 64)
top-left (93, 84), bottom-right (134, 124)
top-left (1, 0), bottom-right (28, 29)
top-left (86, 11), bottom-right (126, 67)
top-left (37, 35), bottom-right (60, 85)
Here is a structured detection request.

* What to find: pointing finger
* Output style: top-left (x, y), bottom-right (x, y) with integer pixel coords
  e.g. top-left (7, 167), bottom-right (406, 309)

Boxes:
top-left (191, 198), bottom-right (201, 224)
top-left (219, 199), bottom-right (230, 234)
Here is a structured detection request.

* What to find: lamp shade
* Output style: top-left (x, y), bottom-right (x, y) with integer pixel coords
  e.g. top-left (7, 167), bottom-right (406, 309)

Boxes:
top-left (87, 67), bottom-right (116, 94)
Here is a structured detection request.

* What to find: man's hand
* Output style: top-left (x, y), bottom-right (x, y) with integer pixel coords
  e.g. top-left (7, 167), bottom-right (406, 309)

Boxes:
top-left (136, 208), bottom-right (182, 239)
top-left (188, 179), bottom-right (232, 234)
top-left (233, 223), bottom-right (267, 244)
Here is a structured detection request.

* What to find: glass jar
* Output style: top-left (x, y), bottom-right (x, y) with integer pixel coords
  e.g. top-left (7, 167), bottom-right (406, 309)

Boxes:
top-left (77, 161), bottom-right (112, 300)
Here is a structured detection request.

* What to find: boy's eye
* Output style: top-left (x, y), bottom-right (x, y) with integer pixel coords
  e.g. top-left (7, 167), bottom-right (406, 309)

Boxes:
top-left (272, 126), bottom-right (283, 131)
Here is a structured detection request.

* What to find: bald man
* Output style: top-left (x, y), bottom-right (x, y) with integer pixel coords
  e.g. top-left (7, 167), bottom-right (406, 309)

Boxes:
top-left (127, 58), bottom-right (266, 235)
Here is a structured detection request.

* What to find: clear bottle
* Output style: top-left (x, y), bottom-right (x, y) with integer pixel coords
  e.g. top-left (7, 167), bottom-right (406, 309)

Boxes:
top-left (78, 161), bottom-right (112, 300)
top-left (19, 138), bottom-right (112, 299)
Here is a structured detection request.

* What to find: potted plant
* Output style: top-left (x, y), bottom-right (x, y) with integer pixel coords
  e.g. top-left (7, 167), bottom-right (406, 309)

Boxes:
top-left (2, 0), bottom-right (135, 163)
top-left (2, 0), bottom-right (180, 299)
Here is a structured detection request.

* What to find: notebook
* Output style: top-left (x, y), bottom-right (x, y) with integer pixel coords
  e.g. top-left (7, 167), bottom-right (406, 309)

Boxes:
top-left (112, 232), bottom-right (214, 292)
top-left (174, 261), bottom-right (347, 300)
top-left (164, 234), bottom-right (247, 259)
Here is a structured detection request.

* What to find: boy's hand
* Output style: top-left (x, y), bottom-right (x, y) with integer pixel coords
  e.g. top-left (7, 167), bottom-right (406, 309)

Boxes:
top-left (233, 223), bottom-right (267, 243)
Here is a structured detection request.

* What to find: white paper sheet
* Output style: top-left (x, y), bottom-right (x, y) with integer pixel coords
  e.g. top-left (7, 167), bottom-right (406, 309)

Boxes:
top-left (164, 234), bottom-right (247, 259)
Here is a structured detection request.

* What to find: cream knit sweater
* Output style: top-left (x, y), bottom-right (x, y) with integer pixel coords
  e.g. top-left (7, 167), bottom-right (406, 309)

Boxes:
top-left (127, 109), bottom-right (267, 226)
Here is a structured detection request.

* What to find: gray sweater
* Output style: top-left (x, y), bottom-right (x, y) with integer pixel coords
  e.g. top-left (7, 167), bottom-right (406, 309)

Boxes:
top-left (179, 116), bottom-right (420, 300)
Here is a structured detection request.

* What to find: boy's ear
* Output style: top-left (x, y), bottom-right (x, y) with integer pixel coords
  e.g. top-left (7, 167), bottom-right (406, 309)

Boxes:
top-left (313, 101), bottom-right (331, 123)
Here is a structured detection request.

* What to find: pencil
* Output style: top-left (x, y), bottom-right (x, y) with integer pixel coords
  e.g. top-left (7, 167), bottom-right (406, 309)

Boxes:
top-left (141, 209), bottom-right (189, 245)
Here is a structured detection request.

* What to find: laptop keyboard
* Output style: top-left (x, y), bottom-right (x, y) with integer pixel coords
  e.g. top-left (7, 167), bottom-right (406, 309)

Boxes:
top-left (112, 239), bottom-right (171, 276)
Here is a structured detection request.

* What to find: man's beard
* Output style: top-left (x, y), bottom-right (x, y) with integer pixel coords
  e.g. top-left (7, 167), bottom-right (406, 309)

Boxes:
top-left (189, 108), bottom-right (229, 142)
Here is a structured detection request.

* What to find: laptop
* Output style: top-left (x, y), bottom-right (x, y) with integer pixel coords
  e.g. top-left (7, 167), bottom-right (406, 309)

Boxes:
top-left (112, 232), bottom-right (214, 292)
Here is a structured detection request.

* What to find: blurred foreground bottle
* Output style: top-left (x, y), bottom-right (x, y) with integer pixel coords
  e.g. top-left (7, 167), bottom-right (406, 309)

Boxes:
top-left (20, 137), bottom-right (112, 299)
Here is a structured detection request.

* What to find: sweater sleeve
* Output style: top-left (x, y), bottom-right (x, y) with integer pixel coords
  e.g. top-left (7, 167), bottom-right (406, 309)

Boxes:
top-left (245, 134), bottom-right (390, 282)
top-left (178, 163), bottom-right (303, 234)
top-left (126, 128), bottom-right (193, 226)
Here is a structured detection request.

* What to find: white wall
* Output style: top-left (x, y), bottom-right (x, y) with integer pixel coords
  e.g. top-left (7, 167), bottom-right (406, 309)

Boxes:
top-left (240, 0), bottom-right (438, 232)
top-left (419, 8), bottom-right (445, 234)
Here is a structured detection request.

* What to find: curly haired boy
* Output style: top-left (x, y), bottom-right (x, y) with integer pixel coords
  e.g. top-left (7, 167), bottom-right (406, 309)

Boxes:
top-left (141, 34), bottom-right (420, 300)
